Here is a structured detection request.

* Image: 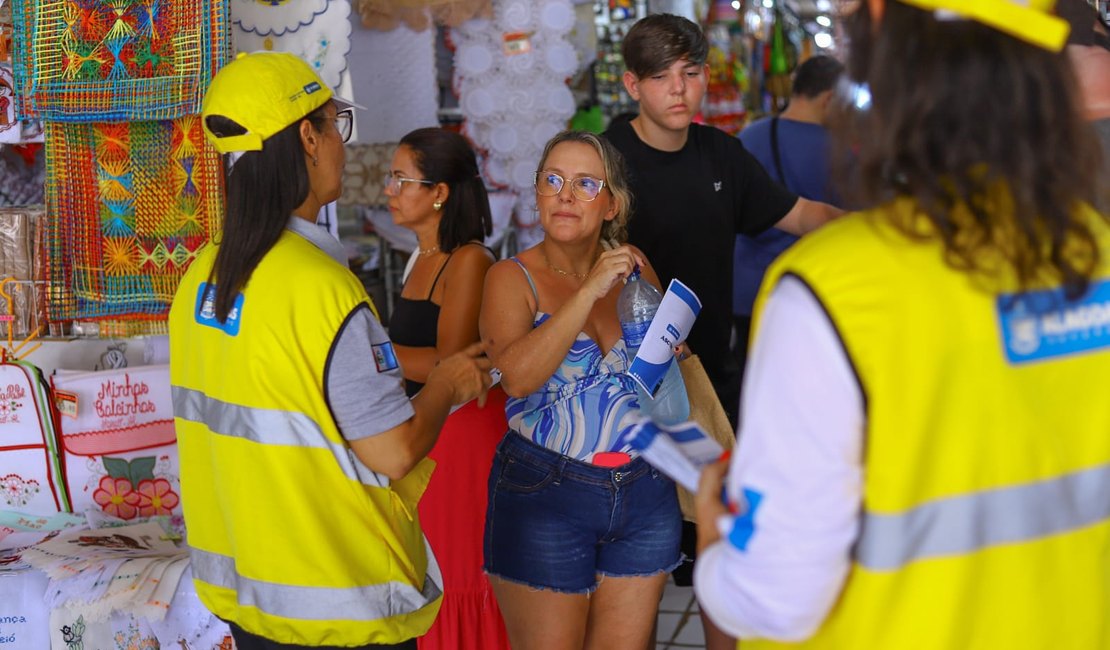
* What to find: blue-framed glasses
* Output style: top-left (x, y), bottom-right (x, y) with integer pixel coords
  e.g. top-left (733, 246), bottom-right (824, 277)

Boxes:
top-left (534, 171), bottom-right (607, 202)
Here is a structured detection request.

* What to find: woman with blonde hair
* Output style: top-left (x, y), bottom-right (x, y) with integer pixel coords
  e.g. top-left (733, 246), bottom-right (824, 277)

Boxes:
top-left (480, 131), bottom-right (682, 649)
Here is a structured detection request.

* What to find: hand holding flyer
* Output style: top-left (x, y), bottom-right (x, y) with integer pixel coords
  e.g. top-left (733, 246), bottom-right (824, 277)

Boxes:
top-left (623, 419), bottom-right (724, 492)
top-left (627, 279), bottom-right (701, 395)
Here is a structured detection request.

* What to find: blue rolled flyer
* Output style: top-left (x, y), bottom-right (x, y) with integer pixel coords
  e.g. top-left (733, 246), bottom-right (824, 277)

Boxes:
top-left (628, 279), bottom-right (702, 395)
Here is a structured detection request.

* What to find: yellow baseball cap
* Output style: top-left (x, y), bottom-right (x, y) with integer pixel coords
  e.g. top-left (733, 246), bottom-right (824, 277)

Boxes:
top-left (898, 0), bottom-right (1071, 51)
top-left (201, 51), bottom-right (361, 154)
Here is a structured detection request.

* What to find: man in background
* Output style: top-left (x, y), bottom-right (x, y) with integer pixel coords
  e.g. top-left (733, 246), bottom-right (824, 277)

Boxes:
top-left (732, 55), bottom-right (845, 386)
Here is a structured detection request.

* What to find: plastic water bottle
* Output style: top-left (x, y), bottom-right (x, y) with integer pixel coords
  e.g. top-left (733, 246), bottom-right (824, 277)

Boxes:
top-left (617, 268), bottom-right (690, 425)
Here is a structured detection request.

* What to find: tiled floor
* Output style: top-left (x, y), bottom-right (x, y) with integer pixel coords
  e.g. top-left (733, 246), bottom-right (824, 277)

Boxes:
top-left (656, 578), bottom-right (706, 649)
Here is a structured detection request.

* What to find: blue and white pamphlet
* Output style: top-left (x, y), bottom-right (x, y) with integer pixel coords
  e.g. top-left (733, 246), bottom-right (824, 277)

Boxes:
top-left (627, 279), bottom-right (702, 396)
top-left (623, 419), bottom-right (724, 492)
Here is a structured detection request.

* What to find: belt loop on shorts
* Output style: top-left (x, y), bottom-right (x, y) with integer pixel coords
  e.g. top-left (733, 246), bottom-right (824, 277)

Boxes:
top-left (554, 456), bottom-right (566, 485)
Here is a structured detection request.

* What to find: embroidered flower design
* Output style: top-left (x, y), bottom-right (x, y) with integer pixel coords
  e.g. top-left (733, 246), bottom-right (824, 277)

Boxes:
top-left (92, 476), bottom-right (140, 520)
top-left (61, 614), bottom-right (85, 650)
top-left (0, 473), bottom-right (41, 506)
top-left (113, 619), bottom-right (158, 649)
top-left (134, 478), bottom-right (179, 517)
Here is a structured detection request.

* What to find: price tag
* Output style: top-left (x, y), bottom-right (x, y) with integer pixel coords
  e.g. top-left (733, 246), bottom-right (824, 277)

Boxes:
top-left (502, 31), bottom-right (532, 56)
top-left (55, 390), bottom-right (78, 419)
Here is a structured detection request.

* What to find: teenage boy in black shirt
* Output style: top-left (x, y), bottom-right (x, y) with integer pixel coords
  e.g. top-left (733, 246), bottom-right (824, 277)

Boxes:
top-left (605, 14), bottom-right (841, 427)
top-left (604, 15), bottom-right (840, 649)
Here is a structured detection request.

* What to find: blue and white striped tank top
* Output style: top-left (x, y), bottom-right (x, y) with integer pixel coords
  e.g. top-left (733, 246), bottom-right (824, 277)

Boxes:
top-left (505, 258), bottom-right (645, 462)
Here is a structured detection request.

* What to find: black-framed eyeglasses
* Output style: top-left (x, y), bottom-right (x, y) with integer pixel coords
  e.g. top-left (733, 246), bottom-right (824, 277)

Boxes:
top-left (534, 171), bottom-right (607, 202)
top-left (326, 108), bottom-right (354, 143)
top-left (383, 173), bottom-right (435, 195)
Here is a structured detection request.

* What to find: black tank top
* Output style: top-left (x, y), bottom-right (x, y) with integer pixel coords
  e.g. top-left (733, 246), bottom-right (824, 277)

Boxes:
top-left (389, 253), bottom-right (452, 397)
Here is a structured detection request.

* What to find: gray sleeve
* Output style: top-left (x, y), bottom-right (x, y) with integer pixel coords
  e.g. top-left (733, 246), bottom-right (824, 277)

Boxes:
top-left (325, 304), bottom-right (415, 441)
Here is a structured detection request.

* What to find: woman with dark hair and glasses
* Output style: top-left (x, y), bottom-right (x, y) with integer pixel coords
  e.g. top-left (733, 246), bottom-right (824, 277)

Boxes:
top-left (479, 131), bottom-right (682, 649)
top-left (169, 52), bottom-right (492, 650)
top-left (693, 1), bottom-right (1109, 648)
top-left (384, 127), bottom-right (511, 650)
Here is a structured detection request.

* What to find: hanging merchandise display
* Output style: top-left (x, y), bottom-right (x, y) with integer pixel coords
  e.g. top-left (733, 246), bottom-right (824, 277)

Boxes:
top-left (232, 0), bottom-right (353, 90)
top-left (10, 0), bottom-right (227, 122)
top-left (0, 145), bottom-right (44, 207)
top-left (702, 21), bottom-right (748, 135)
top-left (346, 21), bottom-right (439, 143)
top-left (453, 0), bottom-right (580, 249)
top-left (232, 0), bottom-right (330, 37)
top-left (767, 10), bottom-right (791, 112)
top-left (358, 0), bottom-right (492, 31)
top-left (43, 116), bottom-right (224, 327)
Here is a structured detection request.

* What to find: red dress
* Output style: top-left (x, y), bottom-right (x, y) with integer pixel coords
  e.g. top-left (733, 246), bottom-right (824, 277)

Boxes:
top-left (417, 387), bottom-right (510, 650)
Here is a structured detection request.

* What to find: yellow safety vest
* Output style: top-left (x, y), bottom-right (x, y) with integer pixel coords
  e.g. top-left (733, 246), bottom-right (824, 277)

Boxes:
top-left (169, 231), bottom-right (441, 647)
top-left (745, 198), bottom-right (1110, 649)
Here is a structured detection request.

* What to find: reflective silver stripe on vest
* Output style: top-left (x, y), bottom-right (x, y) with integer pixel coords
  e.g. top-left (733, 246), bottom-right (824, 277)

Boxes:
top-left (855, 463), bottom-right (1110, 571)
top-left (172, 386), bottom-right (392, 488)
top-left (190, 546), bottom-right (442, 621)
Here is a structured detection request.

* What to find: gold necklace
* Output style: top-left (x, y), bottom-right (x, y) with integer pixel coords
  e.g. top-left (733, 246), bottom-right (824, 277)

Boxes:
top-left (417, 246), bottom-right (440, 256)
top-left (543, 249), bottom-right (589, 280)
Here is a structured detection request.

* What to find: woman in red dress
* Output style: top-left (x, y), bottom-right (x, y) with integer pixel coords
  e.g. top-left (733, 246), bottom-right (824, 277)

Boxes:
top-left (385, 127), bottom-right (510, 650)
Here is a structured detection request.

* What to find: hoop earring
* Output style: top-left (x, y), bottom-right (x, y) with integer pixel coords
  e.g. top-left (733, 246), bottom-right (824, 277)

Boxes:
top-left (433, 201), bottom-right (442, 211)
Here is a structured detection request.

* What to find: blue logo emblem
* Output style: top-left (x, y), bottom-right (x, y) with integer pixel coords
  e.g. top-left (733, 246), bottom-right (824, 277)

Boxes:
top-left (997, 278), bottom-right (1110, 363)
top-left (727, 487), bottom-right (763, 552)
top-left (195, 283), bottom-right (243, 336)
top-left (304, 81), bottom-right (322, 95)
top-left (372, 342), bottom-right (399, 373)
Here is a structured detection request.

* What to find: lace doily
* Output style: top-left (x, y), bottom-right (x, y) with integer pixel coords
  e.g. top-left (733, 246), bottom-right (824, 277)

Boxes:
top-left (233, 0), bottom-right (352, 89)
top-left (453, 0), bottom-right (579, 249)
top-left (232, 0), bottom-right (330, 37)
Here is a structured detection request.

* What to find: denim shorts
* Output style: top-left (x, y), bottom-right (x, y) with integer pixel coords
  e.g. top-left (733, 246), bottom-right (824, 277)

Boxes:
top-left (483, 432), bottom-right (683, 594)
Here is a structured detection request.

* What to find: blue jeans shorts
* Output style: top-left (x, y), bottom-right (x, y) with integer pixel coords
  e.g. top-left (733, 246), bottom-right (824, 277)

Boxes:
top-left (483, 432), bottom-right (683, 594)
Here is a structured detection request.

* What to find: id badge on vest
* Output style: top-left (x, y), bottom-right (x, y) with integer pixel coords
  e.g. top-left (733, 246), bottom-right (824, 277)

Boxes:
top-left (195, 283), bottom-right (244, 336)
top-left (997, 278), bottom-right (1110, 363)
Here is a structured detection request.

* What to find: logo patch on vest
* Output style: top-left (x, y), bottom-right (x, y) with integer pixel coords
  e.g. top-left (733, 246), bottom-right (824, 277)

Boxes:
top-left (372, 342), bottom-right (399, 373)
top-left (997, 278), bottom-right (1110, 363)
top-left (727, 487), bottom-right (763, 552)
top-left (195, 283), bottom-right (243, 336)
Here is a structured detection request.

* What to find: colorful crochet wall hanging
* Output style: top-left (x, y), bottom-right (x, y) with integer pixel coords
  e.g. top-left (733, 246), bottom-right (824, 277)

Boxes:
top-left (43, 116), bottom-right (223, 323)
top-left (11, 0), bottom-right (228, 122)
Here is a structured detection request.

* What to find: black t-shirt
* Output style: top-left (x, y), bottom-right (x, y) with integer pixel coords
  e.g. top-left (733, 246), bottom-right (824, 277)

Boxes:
top-left (604, 116), bottom-right (798, 392)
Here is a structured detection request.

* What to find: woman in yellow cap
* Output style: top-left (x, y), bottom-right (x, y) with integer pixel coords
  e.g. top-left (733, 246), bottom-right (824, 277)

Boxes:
top-left (693, 1), bottom-right (1109, 648)
top-left (169, 51), bottom-right (492, 650)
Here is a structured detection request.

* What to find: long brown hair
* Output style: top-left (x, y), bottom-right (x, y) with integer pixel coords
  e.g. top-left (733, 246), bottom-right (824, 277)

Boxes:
top-left (204, 107), bottom-right (329, 322)
top-left (838, 1), bottom-right (1106, 300)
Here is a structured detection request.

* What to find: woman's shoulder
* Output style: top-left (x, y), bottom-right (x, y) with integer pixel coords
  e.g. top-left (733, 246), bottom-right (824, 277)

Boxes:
top-left (448, 240), bottom-right (497, 264)
top-left (443, 241), bottom-right (496, 280)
